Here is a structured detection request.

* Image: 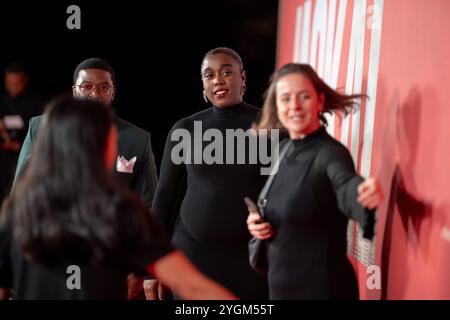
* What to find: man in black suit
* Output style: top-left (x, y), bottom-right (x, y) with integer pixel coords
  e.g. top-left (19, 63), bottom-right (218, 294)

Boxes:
top-left (6, 58), bottom-right (158, 299)
top-left (13, 58), bottom-right (158, 207)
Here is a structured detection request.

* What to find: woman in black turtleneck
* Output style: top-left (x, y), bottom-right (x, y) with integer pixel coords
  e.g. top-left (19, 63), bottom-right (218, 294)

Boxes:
top-left (147, 47), bottom-right (268, 299)
top-left (248, 63), bottom-right (384, 299)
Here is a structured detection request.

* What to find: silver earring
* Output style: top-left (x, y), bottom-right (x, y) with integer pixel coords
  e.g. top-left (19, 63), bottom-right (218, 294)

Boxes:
top-left (241, 83), bottom-right (246, 95)
top-left (203, 91), bottom-right (208, 103)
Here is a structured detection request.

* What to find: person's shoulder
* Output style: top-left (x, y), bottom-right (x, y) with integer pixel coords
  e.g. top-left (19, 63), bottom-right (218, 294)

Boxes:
top-left (188, 106), bottom-right (215, 120)
top-left (235, 102), bottom-right (261, 122)
top-left (241, 102), bottom-right (261, 114)
top-left (23, 91), bottom-right (43, 103)
top-left (316, 130), bottom-right (352, 160)
top-left (0, 94), bottom-right (8, 107)
top-left (170, 107), bottom-right (215, 129)
top-left (29, 115), bottom-right (44, 128)
top-left (115, 116), bottom-right (150, 138)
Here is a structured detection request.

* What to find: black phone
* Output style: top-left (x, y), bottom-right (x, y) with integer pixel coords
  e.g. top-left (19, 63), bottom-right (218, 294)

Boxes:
top-left (244, 197), bottom-right (263, 221)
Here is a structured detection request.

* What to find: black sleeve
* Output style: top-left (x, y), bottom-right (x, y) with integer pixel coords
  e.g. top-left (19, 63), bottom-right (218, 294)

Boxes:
top-left (320, 143), bottom-right (375, 239)
top-left (133, 132), bottom-right (158, 208)
top-left (151, 119), bottom-right (188, 232)
top-left (118, 194), bottom-right (174, 277)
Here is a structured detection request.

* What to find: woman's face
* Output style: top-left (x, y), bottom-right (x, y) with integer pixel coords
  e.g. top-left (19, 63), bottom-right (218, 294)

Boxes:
top-left (201, 53), bottom-right (245, 108)
top-left (276, 73), bottom-right (324, 139)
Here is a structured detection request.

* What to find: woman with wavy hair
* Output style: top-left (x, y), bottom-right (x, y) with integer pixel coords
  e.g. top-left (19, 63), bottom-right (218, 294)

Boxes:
top-left (247, 63), bottom-right (384, 299)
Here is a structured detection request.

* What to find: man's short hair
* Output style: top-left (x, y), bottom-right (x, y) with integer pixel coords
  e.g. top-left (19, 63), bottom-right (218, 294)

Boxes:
top-left (73, 58), bottom-right (116, 84)
top-left (202, 47), bottom-right (244, 72)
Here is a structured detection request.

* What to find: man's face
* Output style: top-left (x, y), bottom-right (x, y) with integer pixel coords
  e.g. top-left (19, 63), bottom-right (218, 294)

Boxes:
top-left (5, 72), bottom-right (28, 99)
top-left (72, 69), bottom-right (115, 107)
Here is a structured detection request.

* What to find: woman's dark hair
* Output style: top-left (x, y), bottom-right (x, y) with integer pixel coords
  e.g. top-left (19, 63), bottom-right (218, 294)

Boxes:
top-left (201, 47), bottom-right (244, 72)
top-left (1, 95), bottom-right (147, 264)
top-left (253, 63), bottom-right (367, 132)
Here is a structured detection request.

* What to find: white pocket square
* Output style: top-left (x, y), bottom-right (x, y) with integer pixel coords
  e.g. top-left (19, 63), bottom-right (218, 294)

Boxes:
top-left (116, 156), bottom-right (136, 173)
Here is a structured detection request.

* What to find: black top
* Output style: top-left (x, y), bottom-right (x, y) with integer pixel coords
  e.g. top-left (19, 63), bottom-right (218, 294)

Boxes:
top-left (0, 193), bottom-right (173, 299)
top-left (265, 127), bottom-right (374, 299)
top-left (152, 102), bottom-right (268, 299)
top-left (12, 115), bottom-right (158, 207)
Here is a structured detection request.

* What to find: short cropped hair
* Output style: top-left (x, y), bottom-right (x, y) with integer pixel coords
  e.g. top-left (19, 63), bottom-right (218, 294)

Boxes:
top-left (201, 47), bottom-right (244, 72)
top-left (73, 58), bottom-right (116, 84)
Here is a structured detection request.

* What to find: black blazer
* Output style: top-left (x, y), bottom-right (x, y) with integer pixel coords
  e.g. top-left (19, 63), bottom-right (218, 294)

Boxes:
top-left (13, 115), bottom-right (158, 207)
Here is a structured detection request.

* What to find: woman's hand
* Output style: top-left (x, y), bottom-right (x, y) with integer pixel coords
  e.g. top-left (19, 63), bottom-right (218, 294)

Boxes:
top-left (247, 212), bottom-right (273, 240)
top-left (357, 177), bottom-right (384, 210)
top-left (144, 279), bottom-right (166, 300)
top-left (151, 251), bottom-right (238, 300)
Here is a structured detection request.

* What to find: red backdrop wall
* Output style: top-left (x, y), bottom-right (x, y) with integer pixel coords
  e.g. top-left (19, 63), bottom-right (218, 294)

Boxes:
top-left (277, 0), bottom-right (450, 299)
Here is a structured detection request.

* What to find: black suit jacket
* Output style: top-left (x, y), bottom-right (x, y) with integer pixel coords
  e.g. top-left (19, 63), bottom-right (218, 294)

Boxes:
top-left (13, 115), bottom-right (158, 207)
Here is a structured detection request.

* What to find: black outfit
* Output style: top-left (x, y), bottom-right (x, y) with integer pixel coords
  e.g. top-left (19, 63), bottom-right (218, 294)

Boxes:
top-left (152, 102), bottom-right (268, 299)
top-left (0, 194), bottom-right (173, 299)
top-left (265, 127), bottom-right (374, 299)
top-left (0, 92), bottom-right (43, 201)
top-left (13, 115), bottom-right (158, 207)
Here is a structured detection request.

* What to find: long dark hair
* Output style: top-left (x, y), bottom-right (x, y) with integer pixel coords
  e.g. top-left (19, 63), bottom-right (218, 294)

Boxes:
top-left (254, 63), bottom-right (367, 131)
top-left (1, 95), bottom-right (144, 264)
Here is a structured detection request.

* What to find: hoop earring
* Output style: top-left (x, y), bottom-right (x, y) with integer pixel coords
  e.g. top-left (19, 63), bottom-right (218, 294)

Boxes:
top-left (203, 90), bottom-right (208, 103)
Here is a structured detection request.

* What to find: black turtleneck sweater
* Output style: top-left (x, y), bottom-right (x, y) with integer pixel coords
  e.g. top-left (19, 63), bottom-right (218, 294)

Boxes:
top-left (265, 127), bottom-right (375, 299)
top-left (152, 102), bottom-right (268, 299)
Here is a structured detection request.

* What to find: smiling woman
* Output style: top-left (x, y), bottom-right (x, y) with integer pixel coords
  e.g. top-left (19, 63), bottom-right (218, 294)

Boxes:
top-left (147, 47), bottom-right (269, 300)
top-left (201, 48), bottom-right (246, 108)
top-left (248, 63), bottom-right (384, 299)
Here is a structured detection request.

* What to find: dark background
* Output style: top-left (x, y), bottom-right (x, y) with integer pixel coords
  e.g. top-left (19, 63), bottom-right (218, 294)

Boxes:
top-left (0, 0), bottom-right (279, 167)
